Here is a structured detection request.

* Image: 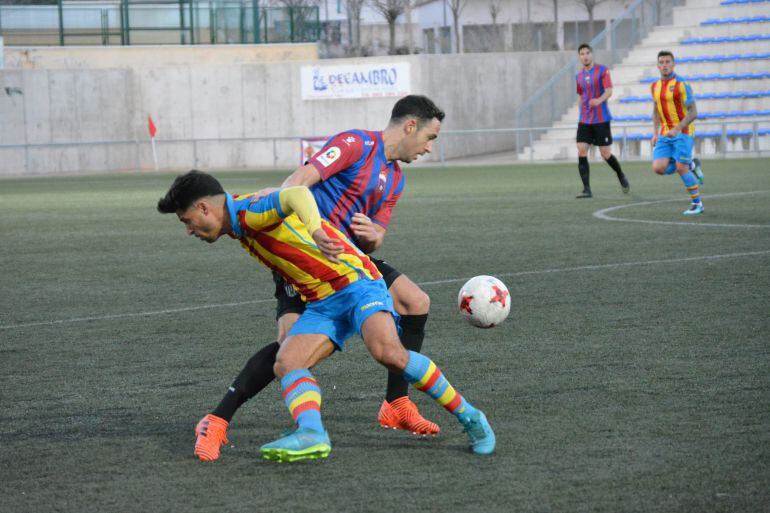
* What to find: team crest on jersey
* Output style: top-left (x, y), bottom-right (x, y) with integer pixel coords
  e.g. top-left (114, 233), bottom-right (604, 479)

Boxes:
top-left (669, 85), bottom-right (675, 91)
top-left (377, 169), bottom-right (388, 192)
top-left (317, 146), bottom-right (341, 167)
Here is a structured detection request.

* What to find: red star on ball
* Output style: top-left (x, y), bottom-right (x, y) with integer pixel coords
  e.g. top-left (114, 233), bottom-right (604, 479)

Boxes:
top-left (459, 294), bottom-right (473, 314)
top-left (489, 285), bottom-right (508, 307)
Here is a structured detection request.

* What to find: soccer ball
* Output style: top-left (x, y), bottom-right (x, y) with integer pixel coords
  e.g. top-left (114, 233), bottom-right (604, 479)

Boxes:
top-left (457, 275), bottom-right (511, 328)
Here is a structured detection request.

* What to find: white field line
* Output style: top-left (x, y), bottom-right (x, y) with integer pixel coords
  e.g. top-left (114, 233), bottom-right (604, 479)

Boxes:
top-left (2, 249), bottom-right (769, 331)
top-left (593, 190), bottom-right (770, 228)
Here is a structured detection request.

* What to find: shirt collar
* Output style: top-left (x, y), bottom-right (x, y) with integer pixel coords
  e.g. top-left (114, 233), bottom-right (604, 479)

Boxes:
top-left (225, 193), bottom-right (242, 238)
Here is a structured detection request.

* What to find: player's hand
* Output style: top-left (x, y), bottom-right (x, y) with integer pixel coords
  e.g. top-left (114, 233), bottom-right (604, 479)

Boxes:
top-left (665, 128), bottom-right (679, 138)
top-left (311, 229), bottom-right (344, 264)
top-left (249, 187), bottom-right (279, 202)
top-left (588, 98), bottom-right (601, 107)
top-left (651, 134), bottom-right (658, 147)
top-left (350, 213), bottom-right (379, 245)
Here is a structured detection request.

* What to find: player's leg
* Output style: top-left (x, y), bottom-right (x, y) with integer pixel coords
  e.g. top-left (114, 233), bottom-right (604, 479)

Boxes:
top-left (598, 123), bottom-right (629, 193)
top-left (372, 258), bottom-right (439, 435)
top-left (691, 157), bottom-right (704, 184)
top-left (576, 125), bottom-right (592, 198)
top-left (674, 135), bottom-right (703, 215)
top-left (193, 273), bottom-right (304, 461)
top-left (359, 311), bottom-right (496, 455)
top-left (260, 332), bottom-right (336, 462)
top-left (652, 136), bottom-right (676, 176)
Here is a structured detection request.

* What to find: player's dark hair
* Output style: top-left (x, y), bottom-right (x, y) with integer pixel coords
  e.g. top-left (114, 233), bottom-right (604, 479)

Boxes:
top-left (157, 169), bottom-right (225, 214)
top-left (657, 50), bottom-right (675, 61)
top-left (390, 95), bottom-right (445, 128)
top-left (578, 43), bottom-right (592, 53)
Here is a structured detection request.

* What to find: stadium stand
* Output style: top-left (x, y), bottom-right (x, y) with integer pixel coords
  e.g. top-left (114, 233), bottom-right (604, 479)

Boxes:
top-left (519, 0), bottom-right (770, 160)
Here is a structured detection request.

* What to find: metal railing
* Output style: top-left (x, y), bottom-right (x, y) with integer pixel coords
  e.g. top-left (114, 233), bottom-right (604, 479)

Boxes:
top-left (513, 0), bottom-right (687, 153)
top-left (2, 120), bottom-right (769, 176)
top-left (0, 1), bottom-right (320, 46)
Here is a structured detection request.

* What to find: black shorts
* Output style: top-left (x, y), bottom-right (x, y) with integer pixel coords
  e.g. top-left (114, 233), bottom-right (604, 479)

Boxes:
top-left (577, 121), bottom-right (613, 146)
top-left (271, 257), bottom-right (403, 319)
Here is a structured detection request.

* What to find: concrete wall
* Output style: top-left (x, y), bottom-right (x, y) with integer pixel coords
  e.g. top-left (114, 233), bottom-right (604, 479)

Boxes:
top-left (0, 50), bottom-right (572, 176)
top-left (2, 43), bottom-right (319, 70)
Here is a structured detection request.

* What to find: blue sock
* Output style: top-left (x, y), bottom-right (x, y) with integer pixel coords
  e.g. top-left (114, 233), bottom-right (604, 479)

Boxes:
top-left (680, 171), bottom-right (701, 204)
top-left (402, 351), bottom-right (478, 422)
top-left (281, 369), bottom-right (324, 433)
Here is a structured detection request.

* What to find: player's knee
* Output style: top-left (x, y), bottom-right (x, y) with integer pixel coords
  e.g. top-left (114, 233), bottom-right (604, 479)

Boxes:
top-left (272, 358), bottom-right (294, 379)
top-left (600, 148), bottom-right (612, 160)
top-left (652, 164), bottom-right (665, 175)
top-left (371, 342), bottom-right (408, 372)
top-left (391, 280), bottom-right (430, 315)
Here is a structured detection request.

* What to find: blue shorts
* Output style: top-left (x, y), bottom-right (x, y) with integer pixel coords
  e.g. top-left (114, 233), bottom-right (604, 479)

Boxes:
top-left (652, 133), bottom-right (694, 165)
top-left (288, 278), bottom-right (399, 350)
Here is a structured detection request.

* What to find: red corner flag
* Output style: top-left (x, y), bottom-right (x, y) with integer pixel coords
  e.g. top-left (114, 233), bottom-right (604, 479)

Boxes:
top-left (148, 116), bottom-right (157, 138)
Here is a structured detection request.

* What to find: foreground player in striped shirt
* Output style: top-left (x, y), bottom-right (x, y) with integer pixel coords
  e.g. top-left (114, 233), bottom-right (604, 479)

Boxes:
top-left (157, 171), bottom-right (495, 461)
top-left (650, 50), bottom-right (705, 216)
top-left (193, 96), bottom-right (445, 463)
top-left (574, 43), bottom-right (629, 198)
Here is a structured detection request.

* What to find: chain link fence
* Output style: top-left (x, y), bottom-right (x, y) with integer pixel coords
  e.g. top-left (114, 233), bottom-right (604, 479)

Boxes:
top-left (0, 1), bottom-right (320, 46)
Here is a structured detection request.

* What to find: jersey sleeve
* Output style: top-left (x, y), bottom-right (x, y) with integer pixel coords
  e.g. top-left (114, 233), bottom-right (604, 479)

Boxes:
top-left (576, 75), bottom-right (582, 95)
top-left (308, 132), bottom-right (366, 181)
top-left (682, 82), bottom-right (695, 106)
top-left (601, 67), bottom-right (613, 88)
top-left (371, 174), bottom-right (404, 229)
top-left (240, 191), bottom-right (286, 231)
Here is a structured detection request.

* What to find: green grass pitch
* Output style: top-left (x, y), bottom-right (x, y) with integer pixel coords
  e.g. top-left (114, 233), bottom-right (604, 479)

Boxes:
top-left (1, 159), bottom-right (769, 512)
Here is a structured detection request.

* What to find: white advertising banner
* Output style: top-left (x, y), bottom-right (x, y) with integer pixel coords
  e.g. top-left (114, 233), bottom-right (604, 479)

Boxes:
top-left (301, 62), bottom-right (410, 100)
top-left (0, 36), bottom-right (4, 70)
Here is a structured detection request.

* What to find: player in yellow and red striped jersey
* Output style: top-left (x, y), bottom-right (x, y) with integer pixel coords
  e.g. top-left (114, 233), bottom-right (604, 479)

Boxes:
top-left (157, 170), bottom-right (495, 462)
top-left (650, 50), bottom-right (706, 216)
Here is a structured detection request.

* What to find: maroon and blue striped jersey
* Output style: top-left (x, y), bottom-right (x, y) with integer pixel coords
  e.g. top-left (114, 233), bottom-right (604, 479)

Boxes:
top-left (576, 64), bottom-right (613, 124)
top-left (307, 129), bottom-right (404, 247)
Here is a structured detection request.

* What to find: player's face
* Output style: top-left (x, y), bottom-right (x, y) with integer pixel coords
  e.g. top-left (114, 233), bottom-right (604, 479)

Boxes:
top-left (579, 48), bottom-right (593, 68)
top-left (657, 55), bottom-right (675, 78)
top-left (177, 201), bottom-right (222, 243)
top-left (400, 117), bottom-right (441, 163)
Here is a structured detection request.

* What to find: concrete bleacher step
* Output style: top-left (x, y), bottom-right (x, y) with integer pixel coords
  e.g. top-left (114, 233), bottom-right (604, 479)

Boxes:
top-left (673, 3), bottom-right (770, 25)
top-left (518, 0), bottom-right (770, 161)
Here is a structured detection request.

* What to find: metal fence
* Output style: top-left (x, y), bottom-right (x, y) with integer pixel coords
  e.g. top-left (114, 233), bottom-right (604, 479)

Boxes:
top-left (0, 1), bottom-right (320, 46)
top-left (2, 120), bottom-right (769, 177)
top-left (513, 0), bottom-right (687, 153)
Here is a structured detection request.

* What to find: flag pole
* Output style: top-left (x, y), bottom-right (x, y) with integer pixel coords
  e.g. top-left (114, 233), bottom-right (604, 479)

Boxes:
top-left (148, 115), bottom-right (159, 171)
top-left (151, 137), bottom-right (158, 171)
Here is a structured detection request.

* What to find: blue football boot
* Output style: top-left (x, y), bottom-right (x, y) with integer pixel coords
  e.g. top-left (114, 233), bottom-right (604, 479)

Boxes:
top-left (683, 202), bottom-right (704, 216)
top-left (259, 427), bottom-right (331, 463)
top-left (691, 158), bottom-right (704, 185)
top-left (460, 411), bottom-right (496, 455)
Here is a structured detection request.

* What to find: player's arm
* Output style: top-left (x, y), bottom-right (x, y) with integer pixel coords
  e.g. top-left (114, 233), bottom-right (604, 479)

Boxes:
top-left (280, 163), bottom-right (323, 188)
top-left (278, 186), bottom-right (343, 262)
top-left (248, 162), bottom-right (323, 202)
top-left (652, 105), bottom-right (661, 146)
top-left (350, 213), bottom-right (386, 254)
top-left (674, 101), bottom-right (698, 134)
top-left (589, 87), bottom-right (612, 107)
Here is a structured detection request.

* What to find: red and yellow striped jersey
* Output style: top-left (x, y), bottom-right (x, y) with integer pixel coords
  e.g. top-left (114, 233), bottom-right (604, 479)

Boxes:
top-left (227, 190), bottom-right (382, 302)
top-left (651, 74), bottom-right (696, 136)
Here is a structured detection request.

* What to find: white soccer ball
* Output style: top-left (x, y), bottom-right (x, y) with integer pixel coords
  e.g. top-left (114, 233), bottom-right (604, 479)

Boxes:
top-left (457, 275), bottom-right (511, 328)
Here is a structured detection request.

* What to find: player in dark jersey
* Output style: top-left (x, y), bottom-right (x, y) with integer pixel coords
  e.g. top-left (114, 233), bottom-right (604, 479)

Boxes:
top-left (575, 43), bottom-right (629, 198)
top-left (193, 95), bottom-right (446, 461)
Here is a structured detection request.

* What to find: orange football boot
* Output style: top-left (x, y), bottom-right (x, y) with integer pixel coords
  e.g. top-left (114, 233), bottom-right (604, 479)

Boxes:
top-left (194, 414), bottom-right (229, 461)
top-left (378, 397), bottom-right (440, 435)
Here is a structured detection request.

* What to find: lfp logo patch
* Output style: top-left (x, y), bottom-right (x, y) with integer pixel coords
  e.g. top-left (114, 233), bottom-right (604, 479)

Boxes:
top-left (317, 146), bottom-right (341, 167)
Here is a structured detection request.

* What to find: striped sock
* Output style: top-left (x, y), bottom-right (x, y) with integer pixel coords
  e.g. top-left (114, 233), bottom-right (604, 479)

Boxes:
top-left (680, 170), bottom-right (702, 204)
top-left (281, 369), bottom-right (324, 433)
top-left (401, 351), bottom-right (478, 422)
